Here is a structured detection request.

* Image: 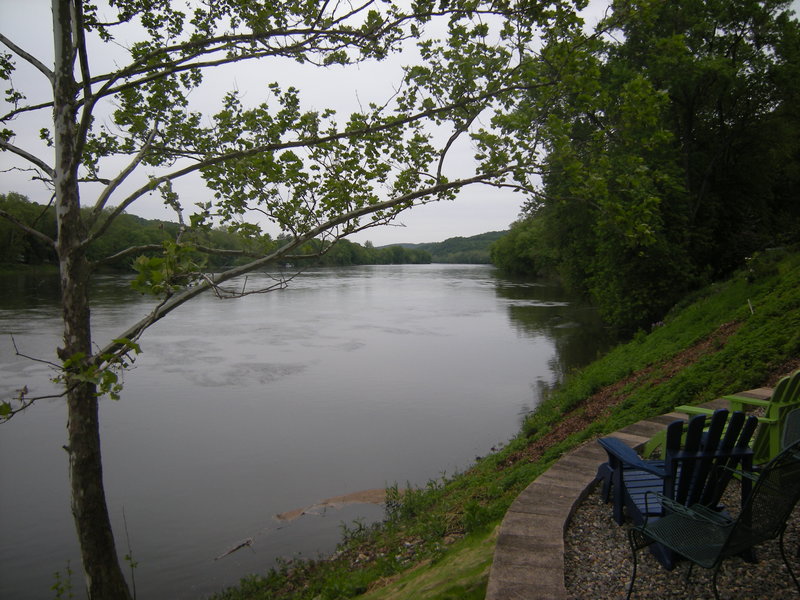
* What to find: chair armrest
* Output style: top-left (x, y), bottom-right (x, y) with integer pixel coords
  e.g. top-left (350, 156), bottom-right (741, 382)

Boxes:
top-left (598, 437), bottom-right (666, 476)
top-left (676, 403), bottom-right (773, 424)
top-left (723, 394), bottom-right (771, 409)
top-left (674, 405), bottom-right (713, 416)
top-left (715, 463), bottom-right (758, 481)
top-left (645, 492), bottom-right (733, 526)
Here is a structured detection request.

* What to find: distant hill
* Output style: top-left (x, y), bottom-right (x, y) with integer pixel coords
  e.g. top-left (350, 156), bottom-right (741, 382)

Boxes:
top-left (387, 230), bottom-right (508, 264)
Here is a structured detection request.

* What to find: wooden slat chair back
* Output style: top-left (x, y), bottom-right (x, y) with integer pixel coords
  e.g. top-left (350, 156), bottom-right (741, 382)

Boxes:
top-left (626, 438), bottom-right (800, 600)
top-left (782, 407), bottom-right (800, 450)
top-left (667, 370), bottom-right (800, 465)
top-left (597, 409), bottom-right (758, 568)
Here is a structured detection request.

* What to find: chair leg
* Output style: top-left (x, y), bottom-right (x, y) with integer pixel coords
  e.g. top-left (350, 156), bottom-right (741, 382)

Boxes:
top-left (779, 529), bottom-right (800, 593)
top-left (684, 562), bottom-right (694, 584)
top-left (596, 463), bottom-right (612, 502)
top-left (626, 529), bottom-right (640, 600)
top-left (626, 528), bottom-right (656, 599)
top-left (612, 468), bottom-right (625, 525)
top-left (711, 565), bottom-right (722, 600)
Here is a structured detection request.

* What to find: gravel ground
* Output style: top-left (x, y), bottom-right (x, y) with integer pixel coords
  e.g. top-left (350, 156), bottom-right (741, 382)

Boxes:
top-left (564, 480), bottom-right (800, 599)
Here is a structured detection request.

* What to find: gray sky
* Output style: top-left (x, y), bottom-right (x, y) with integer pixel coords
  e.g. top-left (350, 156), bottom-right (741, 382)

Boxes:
top-left (0, 0), bottom-right (532, 245)
top-left (2, 1), bottom-right (797, 245)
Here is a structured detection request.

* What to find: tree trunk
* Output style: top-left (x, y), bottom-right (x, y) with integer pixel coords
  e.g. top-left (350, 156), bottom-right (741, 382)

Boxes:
top-left (66, 384), bottom-right (133, 600)
top-left (52, 1), bottom-right (132, 598)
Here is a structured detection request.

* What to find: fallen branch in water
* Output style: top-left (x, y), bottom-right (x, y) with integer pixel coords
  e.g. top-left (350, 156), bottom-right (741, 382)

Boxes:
top-left (214, 537), bottom-right (254, 561)
top-left (274, 489), bottom-right (389, 522)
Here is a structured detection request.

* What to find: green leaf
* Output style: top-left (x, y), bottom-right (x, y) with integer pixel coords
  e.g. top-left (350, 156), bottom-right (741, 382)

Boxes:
top-left (113, 338), bottom-right (142, 355)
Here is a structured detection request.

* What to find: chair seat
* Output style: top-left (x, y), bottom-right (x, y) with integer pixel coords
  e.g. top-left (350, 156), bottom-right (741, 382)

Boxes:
top-left (641, 509), bottom-right (732, 569)
top-left (626, 440), bottom-right (800, 600)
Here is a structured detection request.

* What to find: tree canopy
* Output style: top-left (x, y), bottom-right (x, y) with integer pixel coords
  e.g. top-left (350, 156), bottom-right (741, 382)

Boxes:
top-left (491, 0), bottom-right (800, 331)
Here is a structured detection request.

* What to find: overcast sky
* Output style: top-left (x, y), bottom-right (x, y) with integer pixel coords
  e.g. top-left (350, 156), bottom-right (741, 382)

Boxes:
top-left (2, 1), bottom-right (797, 246)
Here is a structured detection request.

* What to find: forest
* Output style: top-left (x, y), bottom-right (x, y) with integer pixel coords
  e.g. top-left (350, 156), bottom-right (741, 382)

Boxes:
top-left (0, 192), bottom-right (431, 270)
top-left (410, 231), bottom-right (507, 263)
top-left (490, 0), bottom-right (800, 332)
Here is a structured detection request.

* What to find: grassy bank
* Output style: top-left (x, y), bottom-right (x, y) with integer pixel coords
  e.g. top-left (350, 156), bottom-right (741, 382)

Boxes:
top-left (213, 246), bottom-right (800, 600)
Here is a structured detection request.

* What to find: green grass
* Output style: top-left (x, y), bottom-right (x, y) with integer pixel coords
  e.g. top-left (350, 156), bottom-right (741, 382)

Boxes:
top-left (359, 529), bottom-right (494, 600)
top-left (212, 245), bottom-right (800, 600)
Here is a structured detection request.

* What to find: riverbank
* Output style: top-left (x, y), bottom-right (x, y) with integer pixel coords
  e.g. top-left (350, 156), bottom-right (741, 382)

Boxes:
top-left (212, 246), bottom-right (800, 600)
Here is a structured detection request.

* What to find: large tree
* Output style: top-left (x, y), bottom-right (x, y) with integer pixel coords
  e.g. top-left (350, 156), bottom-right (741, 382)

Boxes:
top-left (0, 1), bottom-right (586, 597)
top-left (493, 0), bottom-right (800, 330)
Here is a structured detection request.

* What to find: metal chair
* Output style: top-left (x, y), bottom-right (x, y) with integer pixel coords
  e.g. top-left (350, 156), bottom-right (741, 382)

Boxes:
top-left (597, 409), bottom-right (757, 568)
top-left (626, 438), bottom-right (800, 599)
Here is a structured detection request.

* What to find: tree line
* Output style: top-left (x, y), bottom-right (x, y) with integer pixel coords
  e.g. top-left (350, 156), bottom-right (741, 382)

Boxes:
top-left (412, 230), bottom-right (507, 263)
top-left (491, 0), bottom-right (800, 332)
top-left (0, 192), bottom-right (430, 270)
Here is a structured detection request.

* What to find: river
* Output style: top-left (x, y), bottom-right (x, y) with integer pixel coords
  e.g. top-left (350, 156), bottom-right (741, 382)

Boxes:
top-left (0, 264), bottom-right (613, 599)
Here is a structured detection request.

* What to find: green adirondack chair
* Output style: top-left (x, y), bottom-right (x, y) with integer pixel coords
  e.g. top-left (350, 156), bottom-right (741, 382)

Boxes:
top-left (625, 438), bottom-right (800, 600)
top-left (677, 369), bottom-right (800, 464)
top-left (644, 369), bottom-right (800, 464)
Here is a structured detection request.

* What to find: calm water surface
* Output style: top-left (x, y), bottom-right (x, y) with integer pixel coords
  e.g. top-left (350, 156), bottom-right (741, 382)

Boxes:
top-left (0, 264), bottom-right (613, 599)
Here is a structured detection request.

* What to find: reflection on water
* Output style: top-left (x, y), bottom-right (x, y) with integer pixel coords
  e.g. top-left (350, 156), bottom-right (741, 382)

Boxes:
top-left (495, 276), bottom-right (617, 384)
top-left (0, 264), bottom-right (613, 600)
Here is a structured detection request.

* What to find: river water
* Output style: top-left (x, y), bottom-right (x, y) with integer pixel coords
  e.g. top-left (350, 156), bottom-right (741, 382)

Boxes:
top-left (0, 264), bottom-right (613, 599)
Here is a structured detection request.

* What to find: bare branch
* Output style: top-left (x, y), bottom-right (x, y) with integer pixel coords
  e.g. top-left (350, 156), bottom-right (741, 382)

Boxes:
top-left (93, 244), bottom-right (163, 265)
top-left (72, 0), bottom-right (96, 163)
top-left (0, 336), bottom-right (65, 422)
top-left (0, 208), bottom-right (56, 247)
top-left (0, 139), bottom-right (55, 178)
top-left (11, 334), bottom-right (61, 369)
top-left (79, 176), bottom-right (112, 184)
top-left (0, 389), bottom-right (69, 422)
top-left (436, 110), bottom-right (481, 182)
top-left (0, 100), bottom-right (54, 123)
top-left (89, 128), bottom-right (159, 225)
top-left (1, 164), bottom-right (53, 185)
top-left (0, 32), bottom-right (54, 82)
top-left (203, 271), bottom-right (297, 299)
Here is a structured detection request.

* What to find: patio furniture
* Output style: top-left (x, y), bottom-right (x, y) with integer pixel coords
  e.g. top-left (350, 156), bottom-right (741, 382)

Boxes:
top-left (625, 438), bottom-right (800, 600)
top-left (597, 409), bottom-right (758, 568)
top-left (648, 370), bottom-right (800, 464)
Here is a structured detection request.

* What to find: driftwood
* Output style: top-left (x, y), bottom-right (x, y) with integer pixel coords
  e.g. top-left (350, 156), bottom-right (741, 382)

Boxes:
top-left (214, 537), bottom-right (254, 561)
top-left (274, 489), bottom-right (388, 522)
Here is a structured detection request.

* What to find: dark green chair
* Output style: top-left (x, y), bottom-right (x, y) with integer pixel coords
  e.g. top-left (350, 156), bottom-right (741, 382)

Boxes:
top-left (597, 409), bottom-right (758, 568)
top-left (625, 438), bottom-right (800, 600)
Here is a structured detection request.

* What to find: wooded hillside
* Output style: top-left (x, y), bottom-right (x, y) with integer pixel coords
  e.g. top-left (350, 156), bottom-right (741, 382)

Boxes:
top-left (490, 0), bottom-right (800, 332)
top-left (0, 193), bottom-right (430, 270)
top-left (400, 231), bottom-right (507, 263)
